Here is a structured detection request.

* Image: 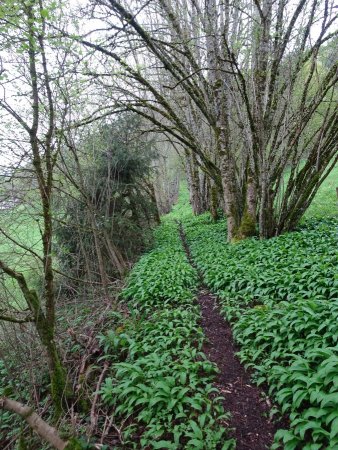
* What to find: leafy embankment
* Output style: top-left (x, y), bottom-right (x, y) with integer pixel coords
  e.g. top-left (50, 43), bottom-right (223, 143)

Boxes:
top-left (182, 207), bottom-right (338, 450)
top-left (99, 218), bottom-right (234, 449)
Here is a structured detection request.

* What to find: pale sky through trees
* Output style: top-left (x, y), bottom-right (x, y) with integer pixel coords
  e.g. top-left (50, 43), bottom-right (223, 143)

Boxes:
top-left (0, 0), bottom-right (84, 170)
top-left (0, 0), bottom-right (335, 172)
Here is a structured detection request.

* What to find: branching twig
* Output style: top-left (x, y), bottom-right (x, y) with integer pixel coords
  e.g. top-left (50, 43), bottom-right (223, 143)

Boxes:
top-left (89, 361), bottom-right (110, 434)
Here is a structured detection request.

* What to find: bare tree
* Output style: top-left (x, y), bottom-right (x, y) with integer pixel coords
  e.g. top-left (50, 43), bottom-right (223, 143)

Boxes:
top-left (0, 0), bottom-right (72, 415)
top-left (72, 0), bottom-right (337, 239)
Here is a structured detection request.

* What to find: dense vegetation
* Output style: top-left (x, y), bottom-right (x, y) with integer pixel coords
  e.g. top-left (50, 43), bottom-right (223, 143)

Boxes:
top-left (55, 114), bottom-right (161, 285)
top-left (181, 188), bottom-right (338, 449)
top-left (0, 0), bottom-right (337, 448)
top-left (1, 167), bottom-right (337, 448)
top-left (97, 218), bottom-right (234, 448)
top-left (95, 178), bottom-right (337, 449)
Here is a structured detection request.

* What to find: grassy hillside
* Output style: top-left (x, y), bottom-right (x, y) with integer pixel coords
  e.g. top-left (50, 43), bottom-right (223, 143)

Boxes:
top-left (304, 164), bottom-right (338, 219)
top-left (0, 206), bottom-right (42, 306)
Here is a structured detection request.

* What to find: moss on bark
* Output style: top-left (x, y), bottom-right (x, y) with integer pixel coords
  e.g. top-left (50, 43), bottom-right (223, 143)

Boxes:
top-left (231, 208), bottom-right (257, 242)
top-left (64, 438), bottom-right (87, 449)
top-left (210, 185), bottom-right (219, 221)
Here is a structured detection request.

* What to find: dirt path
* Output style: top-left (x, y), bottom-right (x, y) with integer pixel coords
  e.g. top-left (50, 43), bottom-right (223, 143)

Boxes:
top-left (178, 223), bottom-right (282, 450)
top-left (198, 290), bottom-right (279, 449)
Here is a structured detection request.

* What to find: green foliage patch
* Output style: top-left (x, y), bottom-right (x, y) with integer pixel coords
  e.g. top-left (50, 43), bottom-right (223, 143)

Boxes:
top-left (184, 216), bottom-right (337, 320)
top-left (122, 221), bottom-right (198, 309)
top-left (181, 201), bottom-right (338, 449)
top-left (304, 164), bottom-right (338, 219)
top-left (234, 300), bottom-right (338, 449)
top-left (99, 218), bottom-right (234, 449)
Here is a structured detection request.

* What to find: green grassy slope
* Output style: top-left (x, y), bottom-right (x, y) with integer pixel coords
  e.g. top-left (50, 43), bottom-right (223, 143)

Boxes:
top-left (304, 164), bottom-right (338, 219)
top-left (0, 206), bottom-right (42, 306)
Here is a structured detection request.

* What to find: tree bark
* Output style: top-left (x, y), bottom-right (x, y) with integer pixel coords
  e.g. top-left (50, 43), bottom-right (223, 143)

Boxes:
top-left (237, 168), bottom-right (258, 239)
top-left (0, 261), bottom-right (70, 416)
top-left (0, 397), bottom-right (68, 450)
top-left (185, 151), bottom-right (204, 215)
top-left (209, 181), bottom-right (219, 222)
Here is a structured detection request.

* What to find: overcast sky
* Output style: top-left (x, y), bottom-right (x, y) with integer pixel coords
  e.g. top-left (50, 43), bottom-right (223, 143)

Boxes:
top-left (0, 0), bottom-right (335, 172)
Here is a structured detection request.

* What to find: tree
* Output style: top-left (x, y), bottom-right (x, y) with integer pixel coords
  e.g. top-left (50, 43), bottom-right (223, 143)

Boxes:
top-left (74, 0), bottom-right (337, 240)
top-left (54, 113), bottom-right (162, 291)
top-left (0, 0), bottom-right (71, 415)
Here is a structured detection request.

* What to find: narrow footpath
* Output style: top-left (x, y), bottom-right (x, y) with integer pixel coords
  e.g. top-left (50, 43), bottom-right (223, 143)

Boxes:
top-left (178, 223), bottom-right (282, 450)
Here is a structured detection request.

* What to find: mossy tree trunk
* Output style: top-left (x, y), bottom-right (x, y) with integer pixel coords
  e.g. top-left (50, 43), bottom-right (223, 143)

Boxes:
top-left (29, 2), bottom-right (71, 415)
top-left (235, 168), bottom-right (258, 240)
top-left (185, 151), bottom-right (204, 215)
top-left (0, 262), bottom-right (70, 417)
top-left (209, 181), bottom-right (220, 222)
top-left (0, 1), bottom-right (71, 417)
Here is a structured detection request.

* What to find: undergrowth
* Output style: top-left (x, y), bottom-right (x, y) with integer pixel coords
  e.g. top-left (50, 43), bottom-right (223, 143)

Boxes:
top-left (99, 216), bottom-right (234, 449)
top-left (180, 195), bottom-right (338, 449)
top-left (2, 180), bottom-right (336, 449)
top-left (122, 221), bottom-right (198, 309)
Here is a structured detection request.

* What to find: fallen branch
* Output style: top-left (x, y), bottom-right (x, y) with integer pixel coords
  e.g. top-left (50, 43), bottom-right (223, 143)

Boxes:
top-left (89, 361), bottom-right (110, 434)
top-left (0, 397), bottom-right (68, 450)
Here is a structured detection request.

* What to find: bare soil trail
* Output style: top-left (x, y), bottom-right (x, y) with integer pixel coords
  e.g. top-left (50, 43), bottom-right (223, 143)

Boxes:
top-left (178, 223), bottom-right (285, 450)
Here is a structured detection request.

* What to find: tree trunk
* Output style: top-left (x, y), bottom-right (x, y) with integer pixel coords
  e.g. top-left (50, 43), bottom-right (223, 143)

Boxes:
top-left (219, 154), bottom-right (240, 241)
top-left (259, 169), bottom-right (276, 238)
top-left (236, 168), bottom-right (257, 239)
top-left (0, 263), bottom-right (70, 418)
top-left (149, 182), bottom-right (161, 225)
top-left (43, 337), bottom-right (70, 418)
top-left (185, 151), bottom-right (203, 215)
top-left (103, 229), bottom-right (127, 278)
top-left (89, 213), bottom-right (110, 296)
top-left (209, 180), bottom-right (219, 222)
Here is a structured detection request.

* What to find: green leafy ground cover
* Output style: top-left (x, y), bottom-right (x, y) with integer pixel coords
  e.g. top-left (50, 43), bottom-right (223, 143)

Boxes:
top-left (181, 193), bottom-right (338, 449)
top-left (0, 361), bottom-right (23, 444)
top-left (99, 216), bottom-right (234, 449)
top-left (1, 166), bottom-right (336, 449)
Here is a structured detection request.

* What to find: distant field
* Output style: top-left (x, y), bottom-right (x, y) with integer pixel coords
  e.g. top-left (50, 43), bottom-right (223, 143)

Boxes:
top-left (0, 206), bottom-right (42, 307)
top-left (304, 164), bottom-right (338, 218)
